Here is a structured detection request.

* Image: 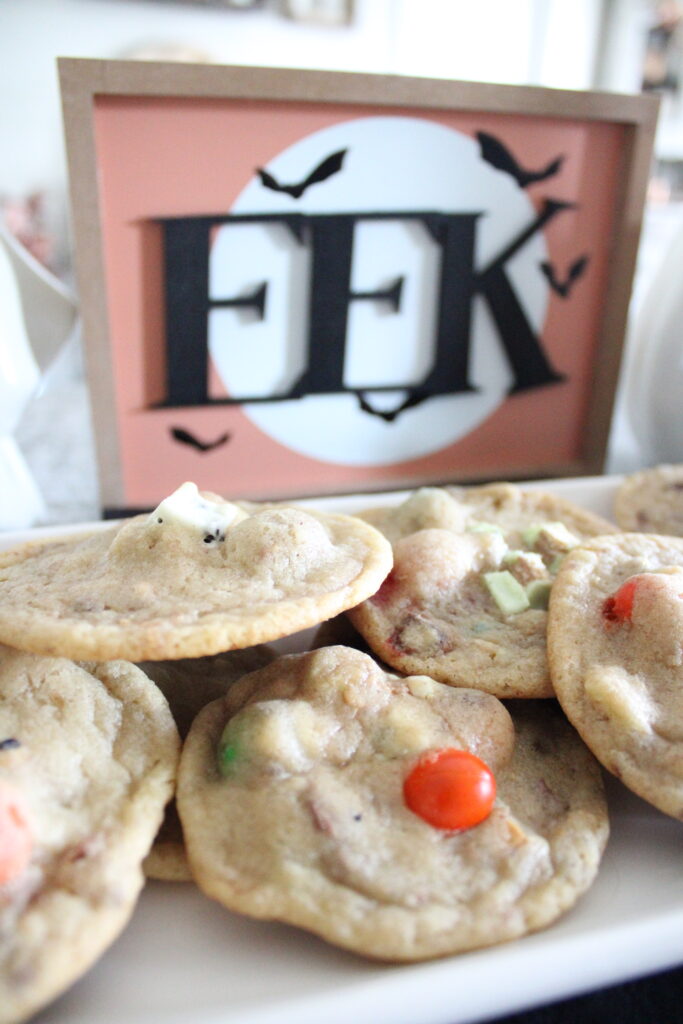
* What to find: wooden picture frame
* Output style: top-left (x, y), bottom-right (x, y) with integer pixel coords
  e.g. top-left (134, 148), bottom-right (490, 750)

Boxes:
top-left (59, 57), bottom-right (659, 515)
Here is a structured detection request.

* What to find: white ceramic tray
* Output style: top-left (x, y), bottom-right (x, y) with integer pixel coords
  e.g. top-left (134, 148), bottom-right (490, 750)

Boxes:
top-left (5, 475), bottom-right (682, 1024)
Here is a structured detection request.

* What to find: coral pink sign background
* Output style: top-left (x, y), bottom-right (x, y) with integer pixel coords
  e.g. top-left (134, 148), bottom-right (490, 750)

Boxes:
top-left (93, 95), bottom-right (623, 506)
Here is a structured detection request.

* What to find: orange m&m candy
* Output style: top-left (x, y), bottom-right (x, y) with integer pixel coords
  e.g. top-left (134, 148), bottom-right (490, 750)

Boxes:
top-left (602, 576), bottom-right (640, 625)
top-left (403, 748), bottom-right (496, 831)
top-left (0, 780), bottom-right (33, 885)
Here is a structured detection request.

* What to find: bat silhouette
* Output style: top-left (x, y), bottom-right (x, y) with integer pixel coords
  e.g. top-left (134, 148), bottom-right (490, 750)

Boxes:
top-left (256, 148), bottom-right (347, 199)
top-left (170, 427), bottom-right (231, 452)
top-left (357, 393), bottom-right (398, 422)
top-left (357, 390), bottom-right (426, 422)
top-left (540, 255), bottom-right (590, 297)
top-left (476, 131), bottom-right (564, 188)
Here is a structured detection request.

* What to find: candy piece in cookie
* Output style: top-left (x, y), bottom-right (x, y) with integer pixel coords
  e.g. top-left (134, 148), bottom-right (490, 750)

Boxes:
top-left (348, 484), bottom-right (616, 698)
top-left (177, 646), bottom-right (607, 962)
top-left (402, 747), bottom-right (496, 831)
top-left (139, 645), bottom-right (274, 882)
top-left (0, 644), bottom-right (179, 1024)
top-left (614, 464), bottom-right (683, 536)
top-left (0, 780), bottom-right (32, 886)
top-left (548, 532), bottom-right (683, 819)
top-left (0, 482), bottom-right (392, 661)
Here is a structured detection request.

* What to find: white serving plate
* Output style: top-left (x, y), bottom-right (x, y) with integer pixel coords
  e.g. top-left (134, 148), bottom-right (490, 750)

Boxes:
top-left (5, 474), bottom-right (682, 1024)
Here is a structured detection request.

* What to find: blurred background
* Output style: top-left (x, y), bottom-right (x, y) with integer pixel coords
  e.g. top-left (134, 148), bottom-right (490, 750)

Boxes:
top-left (4, 0), bottom-right (683, 281)
top-left (1, 0), bottom-right (683, 524)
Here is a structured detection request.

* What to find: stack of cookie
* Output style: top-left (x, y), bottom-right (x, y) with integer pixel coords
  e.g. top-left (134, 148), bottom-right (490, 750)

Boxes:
top-left (0, 483), bottom-right (391, 1021)
top-left (1, 467), bottom-right (680, 1020)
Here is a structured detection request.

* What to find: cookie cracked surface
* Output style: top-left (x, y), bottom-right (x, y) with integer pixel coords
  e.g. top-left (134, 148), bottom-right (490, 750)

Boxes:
top-left (548, 532), bottom-right (683, 819)
top-left (0, 645), bottom-right (179, 1024)
top-left (0, 484), bottom-right (392, 662)
top-left (177, 646), bottom-right (607, 962)
top-left (347, 484), bottom-right (616, 698)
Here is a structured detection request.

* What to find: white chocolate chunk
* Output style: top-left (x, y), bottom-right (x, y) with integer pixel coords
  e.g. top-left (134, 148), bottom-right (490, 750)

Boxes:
top-left (504, 550), bottom-right (547, 585)
top-left (584, 665), bottom-right (654, 734)
top-left (375, 699), bottom-right (435, 756)
top-left (406, 674), bottom-right (439, 698)
top-left (534, 522), bottom-right (580, 557)
top-left (149, 482), bottom-right (246, 538)
top-left (220, 700), bottom-right (326, 775)
top-left (521, 521), bottom-right (578, 555)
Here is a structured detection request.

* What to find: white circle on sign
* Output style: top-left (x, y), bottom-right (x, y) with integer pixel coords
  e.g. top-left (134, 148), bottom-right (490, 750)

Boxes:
top-left (208, 116), bottom-right (550, 466)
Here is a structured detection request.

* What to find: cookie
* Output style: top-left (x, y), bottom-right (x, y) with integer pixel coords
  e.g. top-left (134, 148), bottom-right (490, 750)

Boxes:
top-left (548, 532), bottom-right (683, 819)
top-left (614, 464), bottom-right (683, 536)
top-left (0, 645), bottom-right (179, 1024)
top-left (0, 482), bottom-right (392, 662)
top-left (139, 646), bottom-right (274, 881)
top-left (177, 646), bottom-right (607, 962)
top-left (348, 484), bottom-right (616, 698)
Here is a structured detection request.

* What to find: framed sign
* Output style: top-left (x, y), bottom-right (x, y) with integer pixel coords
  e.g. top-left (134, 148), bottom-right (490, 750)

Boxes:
top-left (59, 58), bottom-right (658, 515)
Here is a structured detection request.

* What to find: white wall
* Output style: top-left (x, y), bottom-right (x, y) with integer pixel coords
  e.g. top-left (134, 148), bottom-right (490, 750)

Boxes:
top-left (1, 0), bottom-right (612, 200)
top-left (392, 0), bottom-right (606, 90)
top-left (0, 0), bottom-right (394, 195)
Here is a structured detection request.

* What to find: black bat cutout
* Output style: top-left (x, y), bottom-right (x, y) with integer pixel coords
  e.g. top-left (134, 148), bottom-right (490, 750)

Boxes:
top-left (540, 254), bottom-right (590, 298)
top-left (476, 131), bottom-right (564, 188)
top-left (256, 148), bottom-right (347, 199)
top-left (171, 427), bottom-right (232, 453)
top-left (357, 393), bottom-right (397, 422)
top-left (356, 390), bottom-right (425, 422)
